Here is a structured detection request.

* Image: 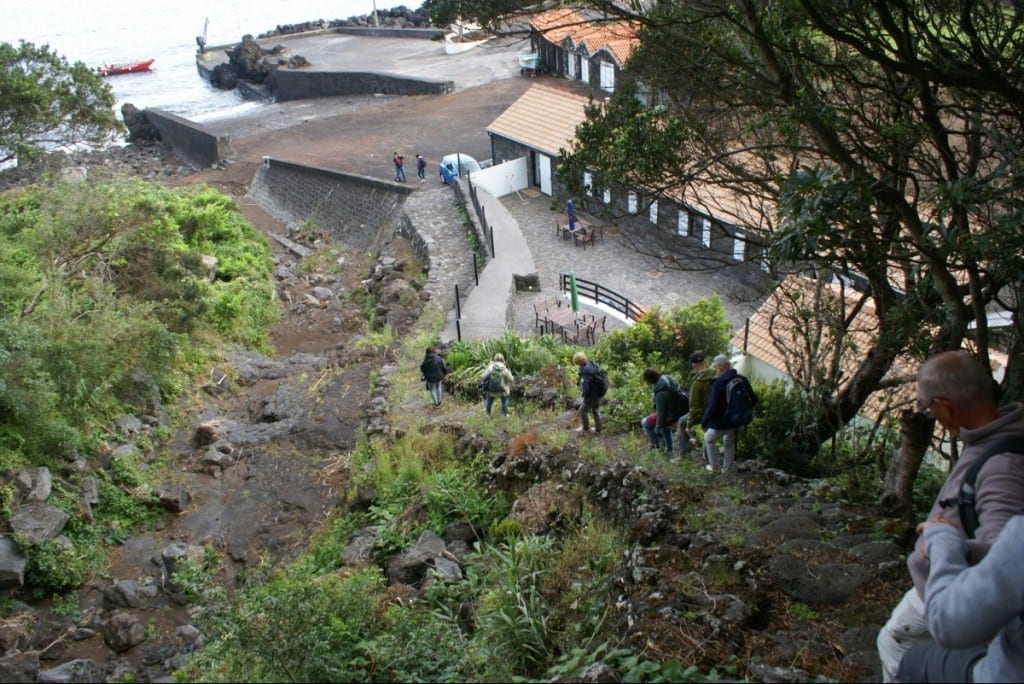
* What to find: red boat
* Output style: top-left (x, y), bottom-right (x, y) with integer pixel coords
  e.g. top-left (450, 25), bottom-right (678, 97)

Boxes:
top-left (97, 59), bottom-right (154, 77)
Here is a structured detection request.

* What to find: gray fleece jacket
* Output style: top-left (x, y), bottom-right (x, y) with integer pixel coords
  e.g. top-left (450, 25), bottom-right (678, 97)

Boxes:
top-left (923, 515), bottom-right (1024, 682)
top-left (909, 403), bottom-right (1024, 595)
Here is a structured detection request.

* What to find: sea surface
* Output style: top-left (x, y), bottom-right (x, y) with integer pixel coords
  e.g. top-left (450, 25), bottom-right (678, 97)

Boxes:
top-left (1, 0), bottom-right (422, 123)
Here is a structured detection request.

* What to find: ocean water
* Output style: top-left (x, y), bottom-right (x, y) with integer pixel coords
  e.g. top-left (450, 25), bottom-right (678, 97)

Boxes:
top-left (0, 0), bottom-right (423, 122)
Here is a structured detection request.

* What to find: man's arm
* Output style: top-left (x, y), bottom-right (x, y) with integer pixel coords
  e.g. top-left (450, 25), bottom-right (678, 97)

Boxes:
top-left (968, 453), bottom-right (1024, 562)
top-left (924, 516), bottom-right (1024, 649)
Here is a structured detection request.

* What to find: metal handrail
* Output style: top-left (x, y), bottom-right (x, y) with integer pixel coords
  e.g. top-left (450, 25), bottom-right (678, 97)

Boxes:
top-left (559, 273), bottom-right (645, 322)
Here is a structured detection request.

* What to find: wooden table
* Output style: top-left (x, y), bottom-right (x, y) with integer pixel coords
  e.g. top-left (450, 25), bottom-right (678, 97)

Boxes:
top-left (556, 216), bottom-right (592, 242)
top-left (542, 307), bottom-right (585, 336)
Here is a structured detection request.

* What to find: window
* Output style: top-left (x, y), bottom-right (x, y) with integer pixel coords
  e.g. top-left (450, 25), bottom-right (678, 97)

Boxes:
top-left (676, 210), bottom-right (689, 236)
top-left (599, 61), bottom-right (615, 92)
top-left (583, 171), bottom-right (593, 196)
top-left (628, 191), bottom-right (637, 213)
top-left (649, 200), bottom-right (658, 224)
top-left (603, 188), bottom-right (611, 204)
top-left (566, 49), bottom-right (577, 79)
top-left (732, 233), bottom-right (745, 261)
top-left (694, 215), bottom-right (710, 247)
top-left (580, 57), bottom-right (589, 83)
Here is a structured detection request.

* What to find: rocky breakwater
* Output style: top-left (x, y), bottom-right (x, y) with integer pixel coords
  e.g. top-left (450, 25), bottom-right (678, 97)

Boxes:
top-left (205, 5), bottom-right (435, 96)
top-left (0, 141), bottom-right (195, 194)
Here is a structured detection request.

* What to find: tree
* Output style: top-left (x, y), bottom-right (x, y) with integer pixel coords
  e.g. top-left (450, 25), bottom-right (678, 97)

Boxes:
top-left (0, 41), bottom-right (123, 165)
top-left (462, 1), bottom-right (1024, 518)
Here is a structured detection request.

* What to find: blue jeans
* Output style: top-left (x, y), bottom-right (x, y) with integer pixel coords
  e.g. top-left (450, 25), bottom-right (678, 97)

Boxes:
top-left (395, 165), bottom-right (406, 181)
top-left (485, 394), bottom-right (508, 416)
top-left (426, 381), bottom-right (443, 406)
top-left (641, 414), bottom-right (673, 452)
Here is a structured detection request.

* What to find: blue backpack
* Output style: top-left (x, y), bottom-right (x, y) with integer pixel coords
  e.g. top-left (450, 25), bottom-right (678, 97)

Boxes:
top-left (725, 375), bottom-right (758, 428)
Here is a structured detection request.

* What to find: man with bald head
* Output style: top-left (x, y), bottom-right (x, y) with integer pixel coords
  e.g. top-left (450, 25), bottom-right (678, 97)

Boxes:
top-left (878, 350), bottom-right (1024, 681)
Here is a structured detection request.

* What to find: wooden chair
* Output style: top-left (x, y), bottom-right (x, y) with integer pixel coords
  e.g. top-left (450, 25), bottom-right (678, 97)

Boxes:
top-left (573, 227), bottom-right (595, 249)
top-left (533, 301), bottom-right (550, 334)
top-left (561, 324), bottom-right (583, 344)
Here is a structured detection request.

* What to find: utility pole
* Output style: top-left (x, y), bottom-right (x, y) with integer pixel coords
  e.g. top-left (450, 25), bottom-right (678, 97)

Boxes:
top-left (372, 1), bottom-right (379, 27)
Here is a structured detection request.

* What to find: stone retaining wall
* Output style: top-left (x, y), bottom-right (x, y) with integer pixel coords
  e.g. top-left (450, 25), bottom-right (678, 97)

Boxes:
top-left (275, 70), bottom-right (454, 101)
top-left (144, 108), bottom-right (231, 170)
top-left (248, 158), bottom-right (477, 320)
top-left (332, 27), bottom-right (444, 40)
top-left (249, 157), bottom-right (413, 252)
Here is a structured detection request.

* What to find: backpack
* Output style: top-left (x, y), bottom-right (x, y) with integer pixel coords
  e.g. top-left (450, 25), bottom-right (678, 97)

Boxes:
top-left (592, 366), bottom-right (609, 398)
top-left (956, 437), bottom-right (1024, 539)
top-left (480, 370), bottom-right (502, 394)
top-left (670, 382), bottom-right (689, 419)
top-left (724, 374), bottom-right (758, 428)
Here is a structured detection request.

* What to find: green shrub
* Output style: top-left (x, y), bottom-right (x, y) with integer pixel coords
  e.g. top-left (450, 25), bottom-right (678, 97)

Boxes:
top-left (598, 298), bottom-right (732, 380)
top-left (19, 537), bottom-right (89, 596)
top-left (471, 536), bottom-right (556, 679)
top-left (424, 466), bottom-right (509, 537)
top-left (187, 565), bottom-right (385, 682)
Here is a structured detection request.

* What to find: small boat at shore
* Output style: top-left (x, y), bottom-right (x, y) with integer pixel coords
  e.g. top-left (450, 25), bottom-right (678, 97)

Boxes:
top-left (98, 59), bottom-right (154, 77)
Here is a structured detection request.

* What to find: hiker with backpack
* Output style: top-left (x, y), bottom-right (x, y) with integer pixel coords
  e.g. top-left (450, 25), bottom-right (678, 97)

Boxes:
top-left (877, 350), bottom-right (1024, 682)
top-left (481, 353), bottom-right (515, 417)
top-left (419, 346), bottom-right (451, 407)
top-left (684, 352), bottom-right (716, 464)
top-left (640, 368), bottom-right (688, 456)
top-left (572, 351), bottom-right (606, 433)
top-left (700, 354), bottom-right (757, 475)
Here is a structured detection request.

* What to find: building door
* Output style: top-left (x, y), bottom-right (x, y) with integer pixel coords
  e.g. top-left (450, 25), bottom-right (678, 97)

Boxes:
top-left (536, 153), bottom-right (553, 195)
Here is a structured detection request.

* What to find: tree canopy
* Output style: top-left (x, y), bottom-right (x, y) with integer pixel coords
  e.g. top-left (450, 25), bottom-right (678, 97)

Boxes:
top-left (0, 41), bottom-right (123, 165)
top-left (458, 0), bottom-right (1024, 517)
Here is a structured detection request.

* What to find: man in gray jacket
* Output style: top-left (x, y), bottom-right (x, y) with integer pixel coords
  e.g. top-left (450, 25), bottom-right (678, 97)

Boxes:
top-left (897, 514), bottom-right (1024, 682)
top-left (877, 350), bottom-right (1024, 681)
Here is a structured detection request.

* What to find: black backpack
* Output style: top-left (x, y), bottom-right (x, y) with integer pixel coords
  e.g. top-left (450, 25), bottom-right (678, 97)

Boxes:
top-left (670, 382), bottom-right (689, 419)
top-left (592, 366), bottom-right (609, 398)
top-left (955, 437), bottom-right (1024, 539)
top-left (724, 374), bottom-right (758, 427)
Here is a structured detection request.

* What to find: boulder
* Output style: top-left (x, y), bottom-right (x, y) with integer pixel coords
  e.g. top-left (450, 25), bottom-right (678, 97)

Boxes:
top-left (10, 503), bottom-right (69, 543)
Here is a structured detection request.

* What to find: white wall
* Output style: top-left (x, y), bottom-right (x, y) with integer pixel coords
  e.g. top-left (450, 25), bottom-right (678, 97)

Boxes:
top-left (471, 157), bottom-right (530, 198)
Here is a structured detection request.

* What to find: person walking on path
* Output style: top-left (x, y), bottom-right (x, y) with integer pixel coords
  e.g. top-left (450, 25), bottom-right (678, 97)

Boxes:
top-left (415, 154), bottom-right (426, 181)
top-left (684, 352), bottom-right (715, 464)
top-left (419, 346), bottom-right (451, 407)
top-left (482, 353), bottom-right (515, 417)
top-left (896, 514), bottom-right (1024, 682)
top-left (641, 367), bottom-right (682, 455)
top-left (701, 354), bottom-right (738, 474)
top-left (393, 151), bottom-right (407, 182)
top-left (876, 350), bottom-right (1024, 682)
top-left (573, 351), bottom-right (602, 433)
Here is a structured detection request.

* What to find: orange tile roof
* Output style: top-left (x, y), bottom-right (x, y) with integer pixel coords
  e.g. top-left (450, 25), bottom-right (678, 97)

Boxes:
top-left (529, 8), bottom-right (640, 67)
top-left (732, 274), bottom-right (917, 421)
top-left (485, 83), bottom-right (593, 156)
top-left (732, 274), bottom-right (1010, 434)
